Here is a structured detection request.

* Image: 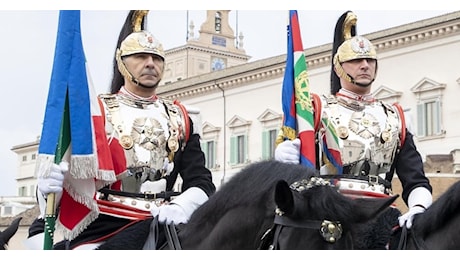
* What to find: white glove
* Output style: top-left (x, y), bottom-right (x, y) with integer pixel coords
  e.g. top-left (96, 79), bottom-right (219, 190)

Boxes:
top-left (150, 187), bottom-right (208, 225)
top-left (37, 162), bottom-right (68, 195)
top-left (398, 187), bottom-right (432, 229)
top-left (140, 178), bottom-right (166, 193)
top-left (23, 232), bottom-right (45, 250)
top-left (398, 206), bottom-right (425, 229)
top-left (274, 138), bottom-right (300, 164)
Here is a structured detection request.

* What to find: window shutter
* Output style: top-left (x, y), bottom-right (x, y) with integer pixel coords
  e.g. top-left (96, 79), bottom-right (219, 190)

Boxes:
top-left (201, 140), bottom-right (207, 154)
top-left (435, 100), bottom-right (441, 134)
top-left (212, 141), bottom-right (217, 168)
top-left (262, 130), bottom-right (269, 160)
top-left (230, 136), bottom-right (237, 165)
top-left (417, 103), bottom-right (425, 137)
top-left (244, 135), bottom-right (248, 162)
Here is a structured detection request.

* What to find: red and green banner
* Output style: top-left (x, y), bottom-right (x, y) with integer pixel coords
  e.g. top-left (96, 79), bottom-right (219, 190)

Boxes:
top-left (280, 10), bottom-right (316, 169)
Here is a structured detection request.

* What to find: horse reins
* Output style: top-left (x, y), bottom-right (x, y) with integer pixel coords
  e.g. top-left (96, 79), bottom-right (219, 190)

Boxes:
top-left (164, 222), bottom-right (182, 250)
top-left (396, 223), bottom-right (427, 250)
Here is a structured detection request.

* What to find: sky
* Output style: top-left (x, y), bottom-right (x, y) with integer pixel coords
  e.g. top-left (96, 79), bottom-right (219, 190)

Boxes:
top-left (0, 1), bottom-right (457, 196)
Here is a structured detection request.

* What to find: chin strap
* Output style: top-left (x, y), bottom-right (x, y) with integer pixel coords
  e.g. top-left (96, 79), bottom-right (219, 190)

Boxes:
top-left (333, 56), bottom-right (377, 89)
top-left (353, 78), bottom-right (374, 87)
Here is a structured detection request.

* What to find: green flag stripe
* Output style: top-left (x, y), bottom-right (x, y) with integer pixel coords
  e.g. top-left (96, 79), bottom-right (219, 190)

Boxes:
top-left (55, 92), bottom-right (71, 164)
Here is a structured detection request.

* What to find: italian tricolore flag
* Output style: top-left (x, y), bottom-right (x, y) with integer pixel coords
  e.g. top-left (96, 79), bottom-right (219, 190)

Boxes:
top-left (35, 10), bottom-right (116, 241)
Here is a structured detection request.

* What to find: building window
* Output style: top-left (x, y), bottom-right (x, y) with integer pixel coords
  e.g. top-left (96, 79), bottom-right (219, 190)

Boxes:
top-left (22, 155), bottom-right (27, 162)
top-left (202, 140), bottom-right (216, 169)
top-left (31, 153), bottom-right (36, 160)
top-left (230, 134), bottom-right (248, 165)
top-left (214, 12), bottom-right (222, 33)
top-left (228, 115), bottom-right (251, 167)
top-left (262, 129), bottom-right (278, 160)
top-left (417, 99), bottom-right (442, 137)
top-left (258, 109), bottom-right (283, 160)
top-left (19, 186), bottom-right (27, 196)
top-left (3, 206), bottom-right (12, 216)
top-left (410, 78), bottom-right (445, 139)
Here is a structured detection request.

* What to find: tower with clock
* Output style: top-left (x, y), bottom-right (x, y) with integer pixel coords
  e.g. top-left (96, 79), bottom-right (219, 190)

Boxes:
top-left (161, 10), bottom-right (251, 85)
top-left (211, 57), bottom-right (226, 71)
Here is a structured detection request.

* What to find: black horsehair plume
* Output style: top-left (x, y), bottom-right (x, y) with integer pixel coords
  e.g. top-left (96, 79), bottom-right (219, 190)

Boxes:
top-left (330, 10), bottom-right (357, 95)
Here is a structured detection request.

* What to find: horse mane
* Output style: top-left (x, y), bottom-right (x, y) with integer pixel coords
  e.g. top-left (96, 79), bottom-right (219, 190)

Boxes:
top-left (295, 185), bottom-right (363, 223)
top-left (289, 180), bottom-right (396, 226)
top-left (414, 180), bottom-right (460, 234)
top-left (179, 160), bottom-right (318, 240)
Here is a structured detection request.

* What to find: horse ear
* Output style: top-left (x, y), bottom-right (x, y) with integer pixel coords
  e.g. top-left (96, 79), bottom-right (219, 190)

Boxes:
top-left (1, 217), bottom-right (22, 246)
top-left (274, 180), bottom-right (294, 215)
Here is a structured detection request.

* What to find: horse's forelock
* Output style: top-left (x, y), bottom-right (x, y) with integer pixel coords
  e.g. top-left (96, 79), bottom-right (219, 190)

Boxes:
top-left (292, 184), bottom-right (357, 223)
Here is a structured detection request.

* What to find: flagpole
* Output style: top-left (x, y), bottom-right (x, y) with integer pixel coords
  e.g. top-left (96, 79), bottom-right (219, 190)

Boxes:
top-left (44, 193), bottom-right (56, 250)
top-left (43, 93), bottom-right (70, 250)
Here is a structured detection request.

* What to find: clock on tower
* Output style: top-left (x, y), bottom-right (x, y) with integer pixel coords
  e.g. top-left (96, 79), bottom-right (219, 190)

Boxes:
top-left (211, 57), bottom-right (226, 71)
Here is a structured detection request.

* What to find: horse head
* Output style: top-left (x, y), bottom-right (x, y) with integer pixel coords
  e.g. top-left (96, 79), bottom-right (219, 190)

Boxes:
top-left (0, 217), bottom-right (22, 250)
top-left (262, 177), bottom-right (398, 249)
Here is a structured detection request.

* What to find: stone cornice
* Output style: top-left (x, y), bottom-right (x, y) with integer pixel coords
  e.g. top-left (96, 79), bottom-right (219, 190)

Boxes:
top-left (165, 44), bottom-right (250, 61)
top-left (158, 11), bottom-right (460, 100)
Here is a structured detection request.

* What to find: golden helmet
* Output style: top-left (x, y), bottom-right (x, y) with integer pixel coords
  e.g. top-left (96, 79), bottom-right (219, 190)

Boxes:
top-left (331, 11), bottom-right (378, 93)
top-left (334, 35), bottom-right (377, 63)
top-left (118, 30), bottom-right (165, 60)
top-left (113, 10), bottom-right (166, 91)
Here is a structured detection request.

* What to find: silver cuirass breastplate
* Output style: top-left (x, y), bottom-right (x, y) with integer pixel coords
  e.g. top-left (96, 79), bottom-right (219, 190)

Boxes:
top-left (100, 93), bottom-right (186, 193)
top-left (319, 95), bottom-right (402, 180)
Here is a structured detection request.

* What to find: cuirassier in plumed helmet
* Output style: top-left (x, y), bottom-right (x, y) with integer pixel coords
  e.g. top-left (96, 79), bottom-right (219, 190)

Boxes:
top-left (330, 11), bottom-right (378, 95)
top-left (112, 10), bottom-right (165, 93)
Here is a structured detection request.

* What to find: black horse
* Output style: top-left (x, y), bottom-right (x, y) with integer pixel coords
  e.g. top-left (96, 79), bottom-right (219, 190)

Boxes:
top-left (99, 160), bottom-right (397, 249)
top-left (0, 217), bottom-right (22, 250)
top-left (389, 178), bottom-right (460, 250)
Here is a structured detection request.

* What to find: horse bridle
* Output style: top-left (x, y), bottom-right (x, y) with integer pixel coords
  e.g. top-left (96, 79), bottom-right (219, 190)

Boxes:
top-left (259, 208), bottom-right (345, 250)
top-left (259, 177), bottom-right (349, 250)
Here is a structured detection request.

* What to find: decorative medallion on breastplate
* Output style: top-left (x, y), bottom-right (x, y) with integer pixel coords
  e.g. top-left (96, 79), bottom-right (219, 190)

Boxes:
top-left (119, 134), bottom-right (134, 150)
top-left (348, 111), bottom-right (380, 139)
top-left (132, 117), bottom-right (167, 154)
